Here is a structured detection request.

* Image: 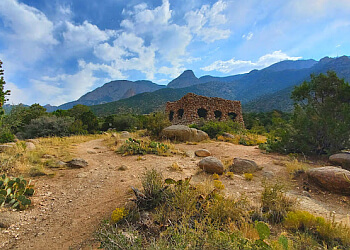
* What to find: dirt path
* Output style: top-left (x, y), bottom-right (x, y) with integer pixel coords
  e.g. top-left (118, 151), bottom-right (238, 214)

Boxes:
top-left (1, 139), bottom-right (349, 249)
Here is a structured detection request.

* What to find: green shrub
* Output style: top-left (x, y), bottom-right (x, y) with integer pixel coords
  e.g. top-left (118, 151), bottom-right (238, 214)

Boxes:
top-left (113, 114), bottom-right (139, 131)
top-left (191, 120), bottom-right (243, 138)
top-left (145, 112), bottom-right (171, 137)
top-left (0, 127), bottom-right (15, 143)
top-left (117, 138), bottom-right (170, 156)
top-left (20, 116), bottom-right (74, 139)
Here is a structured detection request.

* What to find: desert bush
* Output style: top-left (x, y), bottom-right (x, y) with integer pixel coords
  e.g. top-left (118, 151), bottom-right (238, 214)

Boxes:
top-left (284, 210), bottom-right (350, 248)
top-left (261, 182), bottom-right (295, 224)
top-left (244, 173), bottom-right (254, 181)
top-left (145, 112), bottom-right (171, 137)
top-left (20, 116), bottom-right (74, 139)
top-left (117, 138), bottom-right (170, 156)
top-left (104, 114), bottom-right (139, 131)
top-left (190, 120), bottom-right (244, 139)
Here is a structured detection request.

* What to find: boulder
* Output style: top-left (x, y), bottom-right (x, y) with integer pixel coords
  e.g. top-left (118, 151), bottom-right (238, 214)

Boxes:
top-left (329, 153), bottom-right (350, 170)
top-left (66, 158), bottom-right (88, 168)
top-left (25, 142), bottom-right (36, 150)
top-left (307, 166), bottom-right (350, 195)
top-left (198, 156), bottom-right (224, 174)
top-left (230, 158), bottom-right (260, 174)
top-left (195, 149), bottom-right (211, 157)
top-left (120, 131), bottom-right (131, 139)
top-left (222, 132), bottom-right (235, 139)
top-left (0, 144), bottom-right (14, 152)
top-left (161, 125), bottom-right (209, 142)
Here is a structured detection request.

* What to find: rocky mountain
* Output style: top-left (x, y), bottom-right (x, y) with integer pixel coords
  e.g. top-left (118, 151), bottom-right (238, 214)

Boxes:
top-left (167, 70), bottom-right (200, 88)
top-left (90, 56), bottom-right (350, 116)
top-left (57, 80), bottom-right (165, 110)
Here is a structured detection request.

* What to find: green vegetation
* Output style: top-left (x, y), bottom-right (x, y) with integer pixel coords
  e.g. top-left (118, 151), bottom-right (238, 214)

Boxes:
top-left (0, 174), bottom-right (35, 210)
top-left (97, 170), bottom-right (350, 249)
top-left (190, 119), bottom-right (244, 138)
top-left (0, 60), bottom-right (10, 117)
top-left (117, 138), bottom-right (170, 156)
top-left (260, 71), bottom-right (350, 155)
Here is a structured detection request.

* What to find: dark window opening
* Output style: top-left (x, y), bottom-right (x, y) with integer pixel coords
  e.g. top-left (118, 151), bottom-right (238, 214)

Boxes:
top-left (228, 112), bottom-right (237, 121)
top-left (177, 109), bottom-right (184, 119)
top-left (214, 110), bottom-right (222, 119)
top-left (169, 111), bottom-right (174, 121)
top-left (197, 108), bottom-right (208, 118)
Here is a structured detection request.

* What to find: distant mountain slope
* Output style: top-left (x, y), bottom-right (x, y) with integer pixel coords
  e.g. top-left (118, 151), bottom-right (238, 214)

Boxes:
top-left (57, 80), bottom-right (164, 110)
top-left (90, 56), bottom-right (350, 116)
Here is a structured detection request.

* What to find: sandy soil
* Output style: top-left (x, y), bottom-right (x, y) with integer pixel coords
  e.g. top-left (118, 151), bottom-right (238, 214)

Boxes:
top-left (0, 138), bottom-right (349, 249)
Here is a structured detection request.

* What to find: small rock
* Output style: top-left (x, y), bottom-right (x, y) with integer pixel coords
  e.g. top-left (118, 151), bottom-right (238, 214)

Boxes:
top-left (302, 191), bottom-right (311, 198)
top-left (42, 154), bottom-right (54, 159)
top-left (262, 170), bottom-right (275, 178)
top-left (25, 142), bottom-right (36, 151)
top-left (0, 213), bottom-right (18, 229)
top-left (118, 165), bottom-right (128, 171)
top-left (222, 132), bottom-right (235, 139)
top-left (185, 151), bottom-right (195, 158)
top-left (230, 158), bottom-right (261, 174)
top-left (198, 156), bottom-right (224, 174)
top-left (87, 150), bottom-right (97, 154)
top-left (120, 131), bottom-right (131, 139)
top-left (93, 147), bottom-right (101, 149)
top-left (66, 158), bottom-right (88, 168)
top-left (77, 172), bottom-right (88, 178)
top-left (111, 133), bottom-right (117, 138)
top-left (26, 139), bottom-right (39, 144)
top-left (195, 149), bottom-right (211, 157)
top-left (329, 153), bottom-right (350, 170)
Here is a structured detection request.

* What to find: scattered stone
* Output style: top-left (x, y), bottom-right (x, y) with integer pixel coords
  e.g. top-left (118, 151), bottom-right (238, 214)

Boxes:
top-left (111, 133), bottom-right (118, 138)
top-left (87, 150), bottom-right (97, 154)
top-left (42, 154), bottom-right (54, 159)
top-left (262, 170), bottom-right (275, 178)
top-left (329, 153), bottom-right (350, 170)
top-left (93, 147), bottom-right (101, 149)
top-left (26, 139), bottom-right (39, 144)
top-left (66, 158), bottom-right (88, 168)
top-left (222, 132), bottom-right (235, 139)
top-left (161, 125), bottom-right (209, 142)
top-left (198, 156), bottom-right (224, 174)
top-left (57, 161), bottom-right (67, 167)
top-left (185, 151), bottom-right (195, 158)
top-left (230, 158), bottom-right (261, 174)
top-left (77, 172), bottom-right (88, 178)
top-left (25, 142), bottom-right (36, 151)
top-left (306, 166), bottom-right (350, 195)
top-left (195, 149), bottom-right (211, 157)
top-left (0, 144), bottom-right (13, 152)
top-left (302, 191), bottom-right (311, 198)
top-left (120, 131), bottom-right (131, 139)
top-left (118, 165), bottom-right (128, 171)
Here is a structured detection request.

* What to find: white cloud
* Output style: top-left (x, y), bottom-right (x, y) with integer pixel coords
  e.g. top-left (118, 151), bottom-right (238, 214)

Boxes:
top-left (6, 82), bottom-right (28, 105)
top-left (185, 0), bottom-right (230, 43)
top-left (242, 32), bottom-right (253, 40)
top-left (201, 50), bottom-right (302, 74)
top-left (63, 21), bottom-right (116, 50)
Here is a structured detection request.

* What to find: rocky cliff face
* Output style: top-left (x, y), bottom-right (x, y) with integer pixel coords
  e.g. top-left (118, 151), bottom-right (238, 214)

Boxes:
top-left (167, 70), bottom-right (200, 89)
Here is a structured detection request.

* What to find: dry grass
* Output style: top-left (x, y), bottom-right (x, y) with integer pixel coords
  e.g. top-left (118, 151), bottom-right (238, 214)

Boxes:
top-left (0, 134), bottom-right (105, 176)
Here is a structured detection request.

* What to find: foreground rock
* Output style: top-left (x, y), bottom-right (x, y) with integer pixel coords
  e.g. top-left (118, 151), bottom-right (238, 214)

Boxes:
top-left (195, 149), bottom-right (211, 157)
top-left (120, 131), bottom-right (131, 139)
top-left (329, 153), bottom-right (350, 170)
top-left (198, 156), bottom-right (224, 174)
top-left (161, 125), bottom-right (209, 142)
top-left (230, 158), bottom-right (260, 174)
top-left (307, 166), bottom-right (350, 195)
top-left (66, 158), bottom-right (88, 168)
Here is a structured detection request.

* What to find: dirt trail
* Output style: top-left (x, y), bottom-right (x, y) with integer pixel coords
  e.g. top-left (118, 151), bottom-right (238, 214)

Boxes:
top-left (1, 139), bottom-right (349, 249)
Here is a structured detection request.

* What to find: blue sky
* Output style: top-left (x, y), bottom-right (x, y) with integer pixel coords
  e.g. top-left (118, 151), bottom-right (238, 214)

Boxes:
top-left (0, 0), bottom-right (350, 105)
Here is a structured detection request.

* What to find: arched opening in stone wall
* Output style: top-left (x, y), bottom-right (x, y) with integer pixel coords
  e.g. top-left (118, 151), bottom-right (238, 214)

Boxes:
top-left (169, 111), bottom-right (174, 121)
top-left (228, 112), bottom-right (237, 121)
top-left (214, 110), bottom-right (222, 120)
top-left (197, 108), bottom-right (208, 119)
top-left (177, 109), bottom-right (184, 119)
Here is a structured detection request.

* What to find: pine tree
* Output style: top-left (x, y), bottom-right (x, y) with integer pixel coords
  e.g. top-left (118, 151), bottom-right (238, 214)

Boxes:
top-left (0, 60), bottom-right (11, 116)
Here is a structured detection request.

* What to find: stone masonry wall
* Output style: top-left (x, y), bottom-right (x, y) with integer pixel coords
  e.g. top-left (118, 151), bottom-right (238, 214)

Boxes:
top-left (165, 93), bottom-right (244, 126)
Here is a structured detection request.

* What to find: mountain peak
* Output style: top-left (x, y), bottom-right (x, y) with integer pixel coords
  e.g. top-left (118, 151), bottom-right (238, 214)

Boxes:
top-left (167, 70), bottom-right (200, 89)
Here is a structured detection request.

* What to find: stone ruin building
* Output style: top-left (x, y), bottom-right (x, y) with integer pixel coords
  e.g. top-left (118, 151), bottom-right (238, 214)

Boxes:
top-left (165, 93), bottom-right (244, 125)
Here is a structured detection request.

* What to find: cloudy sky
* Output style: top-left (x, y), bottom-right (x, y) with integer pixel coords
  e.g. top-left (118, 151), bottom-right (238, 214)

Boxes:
top-left (0, 0), bottom-right (350, 105)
